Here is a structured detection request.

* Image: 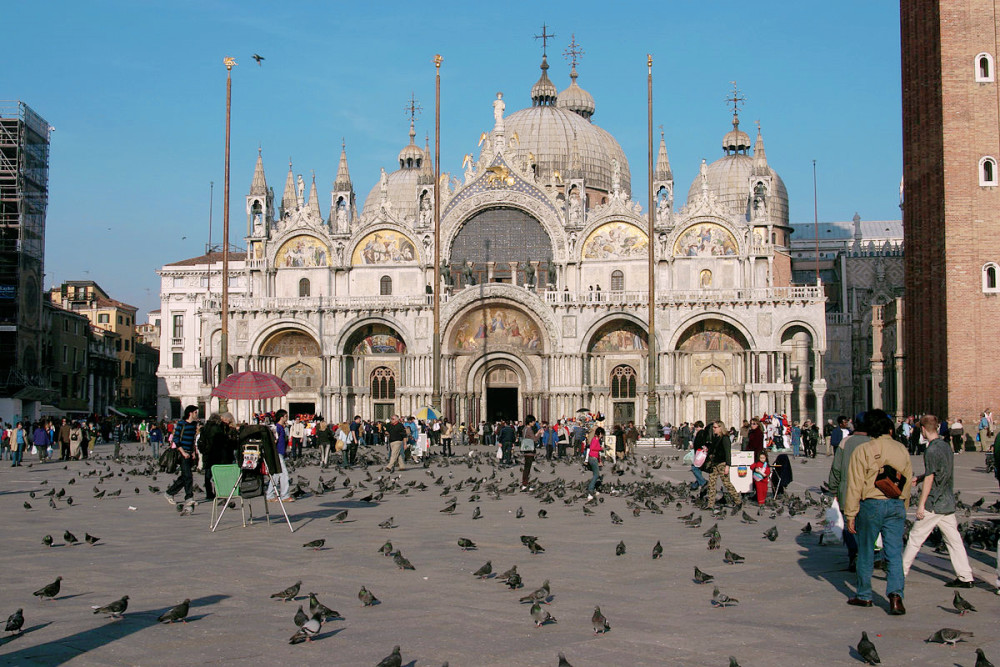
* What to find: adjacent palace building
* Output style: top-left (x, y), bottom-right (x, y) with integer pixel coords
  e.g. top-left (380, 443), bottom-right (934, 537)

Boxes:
top-left (157, 55), bottom-right (828, 429)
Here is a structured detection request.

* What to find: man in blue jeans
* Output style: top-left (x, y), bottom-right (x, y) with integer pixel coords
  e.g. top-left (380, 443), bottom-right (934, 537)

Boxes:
top-left (165, 405), bottom-right (200, 509)
top-left (844, 409), bottom-right (913, 615)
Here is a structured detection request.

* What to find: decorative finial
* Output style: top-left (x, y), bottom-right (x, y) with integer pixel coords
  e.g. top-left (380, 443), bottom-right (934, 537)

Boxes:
top-left (224, 56), bottom-right (237, 70)
top-left (341, 137), bottom-right (345, 150)
top-left (404, 93), bottom-right (423, 125)
top-left (726, 81), bottom-right (746, 121)
top-left (563, 33), bottom-right (584, 78)
top-left (433, 53), bottom-right (443, 69)
top-left (755, 119), bottom-right (761, 134)
top-left (534, 23), bottom-right (556, 57)
top-left (659, 125), bottom-right (664, 140)
top-left (647, 54), bottom-right (652, 72)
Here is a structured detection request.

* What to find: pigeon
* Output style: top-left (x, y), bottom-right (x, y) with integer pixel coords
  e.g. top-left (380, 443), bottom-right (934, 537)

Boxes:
top-left (707, 535), bottom-right (721, 551)
top-left (499, 564), bottom-right (518, 582)
top-left (393, 550), bottom-right (415, 570)
top-left (652, 540), bottom-right (663, 559)
top-left (857, 631), bottom-right (880, 664)
top-left (712, 586), bottom-right (738, 607)
top-left (472, 506), bottom-right (482, 520)
top-left (506, 571), bottom-right (523, 589)
top-left (308, 593), bottom-right (339, 620)
top-left (23, 501), bottom-right (31, 510)
top-left (583, 505), bottom-right (595, 516)
top-left (729, 658), bottom-right (742, 667)
top-left (693, 567), bottom-right (714, 584)
top-left (49, 498), bottom-right (57, 510)
top-left (379, 517), bottom-right (395, 529)
top-left (358, 586), bottom-right (379, 607)
top-left (741, 511), bottom-right (758, 524)
top-left (92, 595), bottom-right (129, 618)
top-left (288, 613), bottom-right (322, 644)
top-left (801, 522), bottom-right (812, 534)
top-left (953, 591), bottom-right (977, 616)
top-left (558, 653), bottom-right (573, 667)
top-left (976, 648), bottom-right (995, 667)
top-left (378, 540), bottom-right (393, 557)
top-left (85, 533), bottom-right (100, 546)
top-left (591, 605), bottom-right (610, 634)
top-left (330, 510), bottom-right (348, 523)
top-left (724, 549), bottom-right (745, 564)
top-left (33, 576), bottom-right (62, 601)
top-left (157, 599), bottom-right (190, 624)
top-left (610, 511), bottom-right (623, 525)
top-left (5, 609), bottom-right (24, 635)
top-left (376, 645), bottom-right (403, 667)
top-left (293, 605), bottom-right (309, 627)
top-left (520, 535), bottom-right (539, 546)
top-left (702, 523), bottom-right (720, 538)
top-left (473, 561), bottom-right (492, 579)
top-left (63, 530), bottom-right (79, 545)
top-left (762, 526), bottom-right (778, 541)
top-left (65, 497), bottom-right (74, 506)
top-left (303, 539), bottom-right (325, 551)
top-left (530, 602), bottom-right (556, 627)
top-left (42, 535), bottom-right (53, 547)
top-left (519, 580), bottom-right (550, 604)
top-left (440, 501), bottom-right (456, 514)
top-left (93, 490), bottom-right (105, 499)
top-left (685, 515), bottom-right (703, 528)
top-left (926, 628), bottom-right (973, 645)
top-left (252, 53), bottom-right (265, 66)
top-left (615, 540), bottom-right (626, 556)
top-left (537, 509), bottom-right (547, 519)
top-left (528, 541), bottom-right (545, 554)
top-left (515, 506), bottom-right (524, 518)
top-left (271, 581), bottom-right (302, 602)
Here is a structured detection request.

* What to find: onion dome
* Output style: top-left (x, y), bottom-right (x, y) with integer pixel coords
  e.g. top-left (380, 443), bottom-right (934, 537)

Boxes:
top-left (531, 55), bottom-right (558, 106)
top-left (557, 65), bottom-right (595, 120)
top-left (722, 114), bottom-right (752, 155)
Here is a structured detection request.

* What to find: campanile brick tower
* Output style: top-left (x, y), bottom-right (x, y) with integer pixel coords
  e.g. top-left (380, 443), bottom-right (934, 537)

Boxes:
top-left (900, 0), bottom-right (1000, 422)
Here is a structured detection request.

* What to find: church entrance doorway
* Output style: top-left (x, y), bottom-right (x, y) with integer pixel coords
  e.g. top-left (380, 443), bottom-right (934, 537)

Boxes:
top-left (613, 402), bottom-right (635, 426)
top-left (705, 400), bottom-right (721, 425)
top-left (487, 387), bottom-right (518, 422)
top-left (289, 401), bottom-right (316, 418)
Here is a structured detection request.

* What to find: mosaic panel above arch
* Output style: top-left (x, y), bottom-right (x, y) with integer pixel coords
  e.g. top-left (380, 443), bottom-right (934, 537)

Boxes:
top-left (450, 306), bottom-right (543, 354)
top-left (588, 321), bottom-right (648, 353)
top-left (673, 223), bottom-right (738, 257)
top-left (345, 324), bottom-right (407, 355)
top-left (352, 230), bottom-right (417, 266)
top-left (582, 222), bottom-right (648, 260)
top-left (275, 235), bottom-right (330, 268)
top-left (677, 320), bottom-right (747, 352)
top-left (260, 331), bottom-right (321, 357)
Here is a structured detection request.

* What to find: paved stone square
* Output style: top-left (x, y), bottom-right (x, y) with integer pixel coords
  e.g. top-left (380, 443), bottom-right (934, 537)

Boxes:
top-left (0, 441), bottom-right (997, 666)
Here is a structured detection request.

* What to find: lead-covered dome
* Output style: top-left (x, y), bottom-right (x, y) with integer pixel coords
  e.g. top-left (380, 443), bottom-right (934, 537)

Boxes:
top-left (363, 122), bottom-right (427, 220)
top-left (501, 58), bottom-right (630, 195)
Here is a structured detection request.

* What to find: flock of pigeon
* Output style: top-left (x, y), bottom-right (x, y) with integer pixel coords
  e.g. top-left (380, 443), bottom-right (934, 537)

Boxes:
top-left (4, 441), bottom-right (999, 665)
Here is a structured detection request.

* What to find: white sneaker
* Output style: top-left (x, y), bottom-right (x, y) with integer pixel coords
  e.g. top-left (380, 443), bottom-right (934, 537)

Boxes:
top-left (164, 492), bottom-right (176, 505)
top-left (587, 494), bottom-right (594, 501)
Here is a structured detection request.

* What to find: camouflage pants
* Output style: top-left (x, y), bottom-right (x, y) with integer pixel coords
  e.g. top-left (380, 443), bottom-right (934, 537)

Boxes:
top-left (708, 464), bottom-right (740, 505)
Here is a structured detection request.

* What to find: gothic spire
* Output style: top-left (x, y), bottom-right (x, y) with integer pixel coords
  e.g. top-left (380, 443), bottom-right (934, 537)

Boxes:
top-left (751, 123), bottom-right (769, 177)
top-left (250, 147), bottom-right (268, 196)
top-left (308, 172), bottom-right (322, 219)
top-left (334, 140), bottom-right (352, 191)
top-left (655, 129), bottom-right (672, 181)
top-left (281, 159), bottom-right (296, 215)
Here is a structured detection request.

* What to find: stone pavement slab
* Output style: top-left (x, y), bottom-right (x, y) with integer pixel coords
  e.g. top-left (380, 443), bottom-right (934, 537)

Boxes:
top-left (0, 441), bottom-right (997, 666)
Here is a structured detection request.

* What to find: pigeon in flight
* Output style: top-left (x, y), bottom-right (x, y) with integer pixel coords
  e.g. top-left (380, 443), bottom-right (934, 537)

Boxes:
top-left (252, 54), bottom-right (265, 66)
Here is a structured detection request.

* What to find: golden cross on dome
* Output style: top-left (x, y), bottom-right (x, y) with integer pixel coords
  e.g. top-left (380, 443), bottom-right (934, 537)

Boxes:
top-left (534, 23), bottom-right (556, 57)
top-left (726, 81), bottom-right (746, 116)
top-left (404, 93), bottom-right (422, 123)
top-left (563, 33), bottom-right (584, 69)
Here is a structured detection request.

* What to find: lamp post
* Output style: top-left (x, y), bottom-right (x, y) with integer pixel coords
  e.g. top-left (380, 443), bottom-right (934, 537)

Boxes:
top-left (219, 56), bottom-right (236, 412)
top-left (644, 54), bottom-right (659, 434)
top-left (432, 54), bottom-right (443, 414)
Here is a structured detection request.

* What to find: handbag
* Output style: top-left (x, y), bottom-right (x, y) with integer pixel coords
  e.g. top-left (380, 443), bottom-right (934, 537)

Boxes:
top-left (238, 471), bottom-right (264, 498)
top-left (159, 447), bottom-right (181, 474)
top-left (692, 447), bottom-right (708, 468)
top-left (520, 437), bottom-right (535, 452)
top-left (873, 441), bottom-right (905, 499)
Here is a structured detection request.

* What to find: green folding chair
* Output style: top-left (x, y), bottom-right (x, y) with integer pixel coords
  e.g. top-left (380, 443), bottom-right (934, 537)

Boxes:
top-left (210, 464), bottom-right (251, 531)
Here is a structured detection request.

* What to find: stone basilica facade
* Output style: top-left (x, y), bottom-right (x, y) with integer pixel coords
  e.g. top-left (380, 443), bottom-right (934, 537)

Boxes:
top-left (157, 56), bottom-right (828, 429)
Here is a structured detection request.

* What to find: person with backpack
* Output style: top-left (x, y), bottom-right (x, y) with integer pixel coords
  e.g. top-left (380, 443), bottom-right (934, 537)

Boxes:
top-left (164, 405), bottom-right (200, 510)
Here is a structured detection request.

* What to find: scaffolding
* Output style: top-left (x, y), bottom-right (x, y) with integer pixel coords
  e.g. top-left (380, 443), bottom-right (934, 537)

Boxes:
top-left (0, 101), bottom-right (51, 392)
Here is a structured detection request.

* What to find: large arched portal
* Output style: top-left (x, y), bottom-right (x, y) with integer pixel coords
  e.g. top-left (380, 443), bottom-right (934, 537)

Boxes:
top-left (585, 319), bottom-right (648, 426)
top-left (343, 323), bottom-right (407, 419)
top-left (449, 207), bottom-right (553, 286)
top-left (675, 319), bottom-right (749, 426)
top-left (259, 330), bottom-right (322, 417)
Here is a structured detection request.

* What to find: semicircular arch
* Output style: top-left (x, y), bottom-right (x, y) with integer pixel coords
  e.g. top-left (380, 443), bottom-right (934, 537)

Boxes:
top-left (775, 319), bottom-right (824, 350)
top-left (442, 284), bottom-right (560, 353)
top-left (667, 215), bottom-right (745, 258)
top-left (446, 300), bottom-right (546, 356)
top-left (668, 313), bottom-right (756, 351)
top-left (334, 315), bottom-right (410, 356)
top-left (348, 224), bottom-right (422, 266)
top-left (578, 312), bottom-right (666, 356)
top-left (441, 194), bottom-right (567, 263)
top-left (464, 351), bottom-right (537, 395)
top-left (269, 232), bottom-right (332, 268)
top-left (249, 320), bottom-right (323, 357)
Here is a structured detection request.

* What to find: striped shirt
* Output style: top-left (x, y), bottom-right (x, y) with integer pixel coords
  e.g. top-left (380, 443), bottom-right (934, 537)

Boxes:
top-left (173, 420), bottom-right (197, 452)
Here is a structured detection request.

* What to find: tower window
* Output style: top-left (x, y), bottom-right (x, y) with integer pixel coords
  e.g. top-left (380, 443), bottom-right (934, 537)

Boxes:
top-left (980, 157), bottom-right (998, 186)
top-left (984, 263), bottom-right (999, 292)
top-left (610, 270), bottom-right (624, 291)
top-left (298, 278), bottom-right (310, 297)
top-left (976, 53), bottom-right (995, 82)
top-left (380, 275), bottom-right (392, 296)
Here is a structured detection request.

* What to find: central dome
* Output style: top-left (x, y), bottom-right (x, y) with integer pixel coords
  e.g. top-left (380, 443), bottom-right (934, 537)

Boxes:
top-left (497, 58), bottom-right (630, 195)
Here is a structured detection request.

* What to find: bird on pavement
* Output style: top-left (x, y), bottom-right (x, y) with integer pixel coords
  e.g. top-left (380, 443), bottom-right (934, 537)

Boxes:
top-left (378, 541), bottom-right (393, 557)
top-left (953, 591), bottom-right (977, 616)
top-left (583, 504), bottom-right (594, 516)
top-left (458, 538), bottom-right (477, 551)
top-left (63, 530), bottom-right (79, 545)
top-left (537, 509), bottom-right (547, 519)
top-left (712, 586), bottom-right (738, 607)
top-left (591, 606), bottom-right (610, 635)
top-left (615, 540), bottom-right (626, 556)
top-left (728, 658), bottom-right (742, 667)
top-left (558, 652), bottom-right (573, 667)
top-left (271, 581), bottom-right (302, 602)
top-left (376, 645), bottom-right (403, 667)
top-left (5, 609), bottom-right (24, 635)
top-left (85, 533), bottom-right (100, 546)
top-left (724, 549), bottom-right (745, 564)
top-left (330, 510), bottom-right (348, 523)
top-left (157, 599), bottom-right (190, 624)
top-left (303, 539), bottom-right (325, 551)
top-left (473, 561), bottom-right (492, 579)
top-left (857, 631), bottom-right (881, 664)
top-left (519, 580), bottom-right (550, 604)
top-left (741, 511), bottom-right (758, 524)
top-left (610, 511), bottom-right (623, 525)
top-left (516, 506), bottom-right (524, 518)
top-left (440, 501), bottom-right (456, 514)
top-left (693, 567), bottom-right (713, 584)
top-left (801, 522), bottom-right (812, 534)
top-left (379, 517), bottom-right (395, 529)
top-left (762, 526), bottom-right (778, 541)
top-left (33, 576), bottom-right (62, 601)
top-left (472, 506), bottom-right (482, 520)
top-left (358, 586), bottom-right (378, 606)
top-left (528, 541), bottom-right (545, 554)
top-left (288, 613), bottom-right (322, 644)
top-left (393, 550), bottom-right (415, 570)
top-left (506, 571), bottom-right (523, 589)
top-left (23, 502), bottom-right (31, 510)
top-left (531, 602), bottom-right (556, 627)
top-left (308, 592), bottom-right (339, 620)
top-left (293, 605), bottom-right (309, 627)
top-left (652, 540), bottom-right (663, 559)
top-left (975, 648), bottom-right (995, 667)
top-left (926, 628), bottom-right (974, 645)
top-left (42, 535), bottom-right (53, 547)
top-left (92, 595), bottom-right (129, 619)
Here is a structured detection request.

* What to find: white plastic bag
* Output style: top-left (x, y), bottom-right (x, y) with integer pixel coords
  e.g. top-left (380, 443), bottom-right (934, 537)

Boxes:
top-left (824, 498), bottom-right (844, 544)
top-left (496, 445), bottom-right (503, 460)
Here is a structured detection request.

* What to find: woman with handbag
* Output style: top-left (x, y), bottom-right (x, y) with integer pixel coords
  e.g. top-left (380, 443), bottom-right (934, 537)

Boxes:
top-left (586, 427), bottom-right (604, 500)
top-left (520, 416), bottom-right (541, 491)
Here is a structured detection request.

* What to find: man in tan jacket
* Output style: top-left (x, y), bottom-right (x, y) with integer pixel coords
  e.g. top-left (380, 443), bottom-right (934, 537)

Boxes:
top-left (844, 409), bottom-right (913, 615)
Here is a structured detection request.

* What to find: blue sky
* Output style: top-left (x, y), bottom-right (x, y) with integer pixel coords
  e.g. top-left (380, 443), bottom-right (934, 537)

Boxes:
top-left (6, 0), bottom-right (902, 317)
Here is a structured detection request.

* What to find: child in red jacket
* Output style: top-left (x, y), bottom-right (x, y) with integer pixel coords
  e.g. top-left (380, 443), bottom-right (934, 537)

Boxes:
top-left (750, 451), bottom-right (770, 506)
